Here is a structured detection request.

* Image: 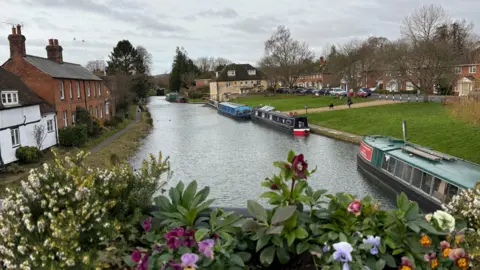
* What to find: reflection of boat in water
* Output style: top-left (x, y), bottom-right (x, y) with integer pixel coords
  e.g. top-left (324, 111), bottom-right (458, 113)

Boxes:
top-left (166, 93), bottom-right (187, 103)
top-left (217, 102), bottom-right (252, 120)
top-left (206, 99), bottom-right (218, 109)
top-left (357, 122), bottom-right (480, 213)
top-left (251, 106), bottom-right (310, 136)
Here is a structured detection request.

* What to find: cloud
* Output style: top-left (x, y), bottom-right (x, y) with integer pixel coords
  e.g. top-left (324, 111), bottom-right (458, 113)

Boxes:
top-left (221, 15), bottom-right (282, 35)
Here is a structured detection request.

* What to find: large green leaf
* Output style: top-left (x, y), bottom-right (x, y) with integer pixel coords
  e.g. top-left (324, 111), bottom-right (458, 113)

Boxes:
top-left (247, 200), bottom-right (268, 223)
top-left (292, 181), bottom-right (307, 199)
top-left (123, 255), bottom-right (136, 267)
top-left (197, 199), bottom-right (215, 212)
top-left (237, 251), bottom-right (251, 263)
top-left (169, 186), bottom-right (181, 205)
top-left (194, 228), bottom-right (209, 242)
top-left (296, 242), bottom-right (310, 254)
top-left (396, 193), bottom-right (409, 212)
top-left (229, 254), bottom-right (245, 267)
top-left (271, 206), bottom-right (297, 225)
top-left (260, 245), bottom-right (276, 266)
top-left (266, 225), bottom-right (284, 235)
top-left (287, 150), bottom-right (295, 162)
top-left (375, 259), bottom-right (386, 270)
top-left (182, 181), bottom-right (198, 208)
top-left (242, 219), bottom-right (264, 231)
top-left (191, 186), bottom-right (210, 207)
top-left (154, 195), bottom-right (173, 211)
top-left (276, 245), bottom-right (290, 264)
top-left (283, 212), bottom-right (297, 230)
top-left (216, 213), bottom-right (242, 230)
top-left (256, 235), bottom-right (273, 252)
top-left (405, 202), bottom-right (420, 221)
top-left (294, 227), bottom-right (308, 239)
top-left (286, 231), bottom-right (296, 246)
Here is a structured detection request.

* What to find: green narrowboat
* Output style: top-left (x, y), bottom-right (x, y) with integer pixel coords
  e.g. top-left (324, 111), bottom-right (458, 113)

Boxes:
top-left (357, 135), bottom-right (480, 213)
top-left (165, 92), bottom-right (187, 103)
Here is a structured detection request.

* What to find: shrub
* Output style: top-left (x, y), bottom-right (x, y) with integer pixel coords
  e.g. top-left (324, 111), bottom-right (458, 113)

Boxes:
top-left (6, 163), bottom-right (25, 174)
top-left (188, 90), bottom-right (203, 99)
top-left (15, 146), bottom-right (43, 164)
top-left (104, 116), bottom-right (124, 128)
top-left (0, 150), bottom-right (170, 269)
top-left (58, 125), bottom-right (88, 147)
top-left (75, 106), bottom-right (102, 137)
top-left (448, 96), bottom-right (480, 125)
top-left (197, 86), bottom-right (209, 94)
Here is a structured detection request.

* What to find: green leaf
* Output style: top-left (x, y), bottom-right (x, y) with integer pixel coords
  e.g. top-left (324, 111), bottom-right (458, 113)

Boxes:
top-left (123, 255), bottom-right (136, 267)
top-left (211, 260), bottom-right (225, 270)
top-left (191, 186), bottom-right (210, 207)
top-left (339, 232), bottom-right (348, 242)
top-left (176, 205), bottom-right (188, 216)
top-left (237, 251), bottom-right (251, 263)
top-left (287, 150), bottom-right (295, 162)
top-left (182, 181), bottom-right (198, 208)
top-left (396, 193), bottom-right (409, 212)
top-left (375, 259), bottom-right (386, 270)
top-left (157, 253), bottom-right (173, 263)
top-left (185, 208), bottom-right (199, 226)
top-left (328, 231), bottom-right (339, 241)
top-left (407, 222), bottom-right (420, 233)
top-left (283, 212), bottom-right (297, 230)
top-left (146, 231), bottom-right (157, 242)
top-left (271, 206), bottom-right (297, 225)
top-left (417, 220), bottom-right (444, 235)
top-left (292, 181), bottom-right (307, 199)
top-left (384, 236), bottom-right (397, 249)
top-left (266, 225), bottom-right (284, 235)
top-left (296, 242), bottom-right (310, 254)
top-left (313, 189), bottom-right (327, 201)
top-left (169, 186), bottom-right (181, 205)
top-left (272, 235), bottom-right (283, 246)
top-left (358, 243), bottom-right (374, 250)
top-left (154, 195), bottom-right (172, 211)
top-left (294, 227), bottom-right (308, 239)
top-left (256, 235), bottom-right (273, 252)
top-left (392, 248), bottom-right (405, 255)
top-left (260, 246), bottom-right (276, 266)
top-left (276, 245), bottom-right (290, 264)
top-left (176, 181), bottom-right (185, 193)
top-left (195, 228), bottom-right (209, 242)
top-left (405, 202), bottom-right (420, 221)
top-left (177, 246), bottom-right (192, 255)
top-left (286, 231), bottom-right (296, 246)
top-left (247, 200), bottom-right (268, 223)
top-left (229, 254), bottom-right (245, 267)
top-left (260, 191), bottom-right (282, 200)
top-left (382, 254), bottom-right (397, 267)
top-left (243, 219), bottom-right (264, 231)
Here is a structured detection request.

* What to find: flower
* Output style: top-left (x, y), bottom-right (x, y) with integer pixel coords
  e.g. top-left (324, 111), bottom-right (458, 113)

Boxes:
top-left (454, 231), bottom-right (464, 244)
top-left (332, 242), bottom-right (353, 270)
top-left (424, 252), bottom-right (438, 269)
top-left (138, 253), bottom-right (149, 270)
top-left (183, 229), bottom-right (196, 247)
top-left (449, 248), bottom-right (469, 270)
top-left (170, 261), bottom-right (182, 270)
top-left (347, 200), bottom-right (362, 216)
top-left (399, 256), bottom-right (414, 270)
top-left (362, 235), bottom-right (381, 255)
top-left (165, 227), bottom-right (185, 249)
top-left (143, 217), bottom-right (152, 232)
top-left (425, 213), bottom-right (433, 222)
top-left (270, 183), bottom-right (278, 190)
top-left (432, 210), bottom-right (455, 232)
top-left (420, 234), bottom-right (432, 247)
top-left (198, 239), bottom-right (215, 259)
top-left (211, 232), bottom-right (219, 240)
top-left (443, 247), bottom-right (452, 258)
top-left (322, 242), bottom-right (330, 253)
top-left (180, 253), bottom-right (199, 270)
top-left (292, 154), bottom-right (308, 179)
top-left (131, 250), bottom-right (141, 263)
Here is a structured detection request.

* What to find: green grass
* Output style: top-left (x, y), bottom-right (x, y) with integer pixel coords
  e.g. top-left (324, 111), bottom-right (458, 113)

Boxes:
top-left (307, 102), bottom-right (480, 164)
top-left (234, 94), bottom-right (371, 111)
top-left (188, 98), bottom-right (206, 103)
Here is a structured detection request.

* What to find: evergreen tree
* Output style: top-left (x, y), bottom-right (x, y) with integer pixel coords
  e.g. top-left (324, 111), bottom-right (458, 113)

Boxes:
top-left (169, 47), bottom-right (188, 91)
top-left (106, 40), bottom-right (139, 75)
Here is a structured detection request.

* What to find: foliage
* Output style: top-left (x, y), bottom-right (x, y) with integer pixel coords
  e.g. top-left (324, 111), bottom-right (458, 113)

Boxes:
top-left (135, 45), bottom-right (152, 75)
top-left (169, 47), bottom-right (199, 91)
top-left (131, 75), bottom-right (151, 100)
top-left (6, 163), bottom-right (26, 174)
top-left (448, 96), bottom-right (480, 125)
top-left (106, 40), bottom-right (139, 75)
top-left (74, 106), bottom-right (101, 137)
top-left (58, 125), bottom-right (88, 147)
top-left (0, 150), bottom-right (170, 269)
top-left (15, 146), bottom-right (43, 164)
top-left (188, 90), bottom-right (203, 99)
top-left (33, 124), bottom-right (47, 150)
top-left (104, 116), bottom-right (124, 128)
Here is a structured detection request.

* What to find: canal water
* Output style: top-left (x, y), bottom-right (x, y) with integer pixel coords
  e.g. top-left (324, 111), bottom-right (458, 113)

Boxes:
top-left (131, 97), bottom-right (396, 209)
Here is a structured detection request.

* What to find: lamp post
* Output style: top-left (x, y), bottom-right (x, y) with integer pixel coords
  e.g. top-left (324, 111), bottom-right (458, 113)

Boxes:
top-left (305, 104), bottom-right (308, 115)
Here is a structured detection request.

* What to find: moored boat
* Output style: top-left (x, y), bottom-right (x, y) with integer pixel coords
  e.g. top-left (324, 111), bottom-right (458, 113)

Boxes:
top-left (217, 102), bottom-right (252, 120)
top-left (206, 99), bottom-right (218, 109)
top-left (251, 106), bottom-right (310, 136)
top-left (166, 93), bottom-right (186, 103)
top-left (357, 126), bottom-right (480, 212)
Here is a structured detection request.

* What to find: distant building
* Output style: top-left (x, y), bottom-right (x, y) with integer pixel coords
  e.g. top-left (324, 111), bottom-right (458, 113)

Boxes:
top-left (0, 67), bottom-right (57, 166)
top-left (209, 64), bottom-right (268, 101)
top-left (453, 64), bottom-right (480, 96)
top-left (195, 71), bottom-right (215, 88)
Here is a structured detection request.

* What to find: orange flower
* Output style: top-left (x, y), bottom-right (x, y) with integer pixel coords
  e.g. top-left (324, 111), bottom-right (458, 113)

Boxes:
top-left (456, 257), bottom-right (468, 269)
top-left (430, 258), bottom-right (439, 269)
top-left (455, 234), bottom-right (464, 244)
top-left (443, 248), bottom-right (452, 258)
top-left (420, 234), bottom-right (432, 247)
top-left (400, 266), bottom-right (412, 270)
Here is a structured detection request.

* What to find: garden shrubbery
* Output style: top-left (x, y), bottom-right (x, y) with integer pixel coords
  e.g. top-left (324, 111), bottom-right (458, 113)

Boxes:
top-left (15, 146), bottom-right (43, 164)
top-left (188, 90), bottom-right (204, 99)
top-left (58, 125), bottom-right (88, 147)
top-left (104, 116), bottom-right (124, 128)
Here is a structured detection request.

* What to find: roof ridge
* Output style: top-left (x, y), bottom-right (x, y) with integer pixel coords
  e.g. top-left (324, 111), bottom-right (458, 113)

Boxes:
top-left (25, 54), bottom-right (81, 66)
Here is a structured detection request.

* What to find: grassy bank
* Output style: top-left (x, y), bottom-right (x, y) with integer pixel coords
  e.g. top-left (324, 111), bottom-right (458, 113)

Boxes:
top-left (307, 102), bottom-right (480, 163)
top-left (234, 94), bottom-right (371, 111)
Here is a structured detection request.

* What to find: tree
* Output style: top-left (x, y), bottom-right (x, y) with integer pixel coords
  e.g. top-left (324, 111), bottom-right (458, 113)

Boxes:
top-left (263, 26), bottom-right (315, 88)
top-left (131, 75), bottom-right (151, 100)
top-left (135, 46), bottom-right (153, 75)
top-left (195, 57), bottom-right (214, 73)
top-left (213, 57), bottom-right (231, 70)
top-left (169, 47), bottom-right (199, 91)
top-left (258, 56), bottom-right (280, 89)
top-left (85, 60), bottom-right (105, 74)
top-left (106, 40), bottom-right (139, 75)
top-left (33, 125), bottom-right (47, 150)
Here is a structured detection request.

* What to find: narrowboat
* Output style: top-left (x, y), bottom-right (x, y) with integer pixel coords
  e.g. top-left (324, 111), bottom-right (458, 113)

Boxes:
top-left (206, 99), bottom-right (218, 109)
top-left (251, 106), bottom-right (310, 136)
top-left (165, 93), bottom-right (186, 103)
top-left (357, 133), bottom-right (480, 213)
top-left (217, 102), bottom-right (252, 119)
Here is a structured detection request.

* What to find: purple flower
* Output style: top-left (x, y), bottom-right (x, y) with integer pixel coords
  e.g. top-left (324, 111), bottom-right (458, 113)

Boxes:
top-left (362, 235), bottom-right (381, 255)
top-left (322, 242), bottom-right (330, 253)
top-left (153, 243), bottom-right (163, 252)
top-left (131, 249), bottom-right (141, 263)
top-left (292, 154), bottom-right (308, 179)
top-left (169, 261), bottom-right (182, 270)
top-left (143, 217), bottom-right (152, 232)
top-left (198, 239), bottom-right (215, 259)
top-left (138, 253), bottom-right (148, 270)
top-left (332, 242), bottom-right (353, 270)
top-left (165, 227), bottom-right (185, 249)
top-left (181, 253), bottom-right (199, 269)
top-left (183, 229), bottom-right (196, 247)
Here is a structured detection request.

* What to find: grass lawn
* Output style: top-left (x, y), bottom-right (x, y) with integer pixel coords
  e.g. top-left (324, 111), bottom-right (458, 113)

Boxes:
top-left (188, 98), bottom-right (206, 103)
top-left (234, 94), bottom-right (371, 111)
top-left (307, 102), bottom-right (480, 164)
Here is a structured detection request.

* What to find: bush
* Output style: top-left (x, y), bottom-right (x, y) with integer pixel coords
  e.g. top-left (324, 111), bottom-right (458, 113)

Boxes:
top-left (6, 163), bottom-right (25, 174)
top-left (75, 107), bottom-right (102, 137)
top-left (104, 116), bottom-right (124, 128)
top-left (15, 146), bottom-right (43, 164)
top-left (188, 90), bottom-right (203, 99)
top-left (197, 86), bottom-right (209, 94)
top-left (449, 96), bottom-right (480, 125)
top-left (0, 151), bottom-right (170, 269)
top-left (58, 125), bottom-right (88, 147)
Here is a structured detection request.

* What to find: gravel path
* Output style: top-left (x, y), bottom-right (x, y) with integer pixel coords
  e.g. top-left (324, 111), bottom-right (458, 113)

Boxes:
top-left (285, 100), bottom-right (406, 114)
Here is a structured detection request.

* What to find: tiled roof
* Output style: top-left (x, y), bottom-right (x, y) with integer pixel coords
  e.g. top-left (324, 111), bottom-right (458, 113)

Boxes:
top-left (0, 67), bottom-right (45, 110)
top-left (214, 64), bottom-right (267, 82)
top-left (25, 55), bottom-right (101, 81)
top-left (39, 103), bottom-right (55, 115)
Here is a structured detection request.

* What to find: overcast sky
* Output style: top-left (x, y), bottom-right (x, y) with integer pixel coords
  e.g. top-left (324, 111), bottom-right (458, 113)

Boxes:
top-left (0, 0), bottom-right (479, 74)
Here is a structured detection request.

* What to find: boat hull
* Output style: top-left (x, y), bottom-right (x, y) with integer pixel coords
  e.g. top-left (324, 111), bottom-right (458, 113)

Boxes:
top-left (217, 110), bottom-right (251, 120)
top-left (252, 115), bottom-right (310, 136)
top-left (356, 153), bottom-right (441, 213)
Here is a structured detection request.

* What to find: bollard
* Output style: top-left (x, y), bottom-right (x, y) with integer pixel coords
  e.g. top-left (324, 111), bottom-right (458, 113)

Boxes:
top-left (393, 94), bottom-right (395, 101)
top-left (408, 95), bottom-right (410, 102)
top-left (416, 95), bottom-right (418, 102)
top-left (400, 95), bottom-right (402, 101)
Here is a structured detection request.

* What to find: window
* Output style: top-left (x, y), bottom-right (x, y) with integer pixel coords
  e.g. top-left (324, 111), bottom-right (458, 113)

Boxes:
top-left (98, 82), bottom-right (102, 96)
top-left (226, 82), bottom-right (231, 87)
top-left (387, 158), bottom-right (396, 174)
top-left (47, 119), bottom-right (54, 132)
top-left (394, 160), bottom-right (404, 179)
top-left (1, 91), bottom-right (19, 105)
top-left (106, 103), bottom-right (109, 115)
top-left (421, 172), bottom-right (434, 194)
top-left (469, 66), bottom-right (476, 73)
top-left (446, 184), bottom-right (458, 202)
top-left (11, 128), bottom-right (20, 147)
top-left (406, 82), bottom-right (414, 91)
top-left (411, 168), bottom-right (423, 188)
top-left (227, 70), bottom-right (235, 77)
top-left (63, 111), bottom-right (67, 127)
top-left (382, 155), bottom-right (389, 170)
top-left (386, 71), bottom-right (392, 77)
top-left (455, 67), bottom-right (461, 74)
top-left (87, 82), bottom-right (91, 97)
top-left (257, 81), bottom-right (261, 85)
top-left (69, 81), bottom-right (73, 99)
top-left (72, 111), bottom-right (75, 125)
top-left (432, 178), bottom-right (447, 201)
top-left (60, 81), bottom-right (65, 100)
top-left (247, 69), bottom-right (256, 75)
top-left (76, 81), bottom-right (81, 98)
top-left (89, 105), bottom-right (93, 115)
top-left (100, 104), bottom-right (103, 118)
top-left (402, 164), bottom-right (413, 183)
top-left (95, 106), bottom-right (98, 118)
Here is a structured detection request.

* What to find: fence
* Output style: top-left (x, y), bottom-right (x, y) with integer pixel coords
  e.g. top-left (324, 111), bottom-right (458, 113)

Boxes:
top-left (370, 93), bottom-right (446, 103)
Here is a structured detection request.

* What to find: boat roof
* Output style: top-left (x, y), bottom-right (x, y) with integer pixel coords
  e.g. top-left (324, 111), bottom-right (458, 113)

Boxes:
top-left (219, 102), bottom-right (251, 109)
top-left (255, 106), bottom-right (306, 120)
top-left (363, 135), bottom-right (480, 189)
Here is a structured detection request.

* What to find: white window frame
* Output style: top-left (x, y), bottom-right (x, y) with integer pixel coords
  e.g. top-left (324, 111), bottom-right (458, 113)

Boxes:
top-left (63, 111), bottom-right (67, 127)
top-left (1, 91), bottom-right (19, 105)
top-left (76, 81), bottom-right (81, 98)
top-left (87, 82), bottom-right (91, 97)
top-left (455, 67), bottom-right (461, 74)
top-left (72, 111), bottom-right (75, 125)
top-left (100, 104), bottom-right (103, 118)
top-left (11, 128), bottom-right (20, 147)
top-left (69, 81), bottom-right (73, 99)
top-left (60, 81), bottom-right (65, 100)
top-left (105, 103), bottom-right (109, 115)
top-left (247, 70), bottom-right (256, 75)
top-left (469, 66), bottom-right (476, 74)
top-left (98, 82), bottom-right (102, 96)
top-left (227, 70), bottom-right (235, 77)
top-left (47, 119), bottom-right (54, 132)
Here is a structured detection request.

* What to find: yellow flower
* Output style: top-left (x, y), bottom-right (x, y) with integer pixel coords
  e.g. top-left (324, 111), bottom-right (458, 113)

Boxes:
top-left (400, 266), bottom-right (412, 270)
top-left (82, 255), bottom-right (90, 264)
top-left (456, 257), bottom-right (468, 269)
top-left (430, 258), bottom-right (439, 269)
top-left (420, 234), bottom-right (432, 247)
top-left (443, 248), bottom-right (452, 258)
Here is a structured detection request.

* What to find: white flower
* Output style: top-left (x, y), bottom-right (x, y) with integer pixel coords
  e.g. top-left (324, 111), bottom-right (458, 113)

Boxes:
top-left (433, 210), bottom-right (455, 232)
top-left (17, 245), bottom-right (26, 254)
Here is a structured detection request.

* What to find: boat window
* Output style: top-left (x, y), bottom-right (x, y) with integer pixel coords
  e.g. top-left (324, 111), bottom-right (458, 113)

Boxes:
top-left (411, 168), bottom-right (423, 188)
top-left (387, 158), bottom-right (396, 174)
top-left (446, 184), bottom-right (459, 202)
top-left (432, 178), bottom-right (447, 202)
top-left (394, 160), bottom-right (404, 179)
top-left (269, 115), bottom-right (273, 120)
top-left (402, 164), bottom-right (413, 183)
top-left (421, 172), bottom-right (434, 194)
top-left (381, 155), bottom-right (389, 170)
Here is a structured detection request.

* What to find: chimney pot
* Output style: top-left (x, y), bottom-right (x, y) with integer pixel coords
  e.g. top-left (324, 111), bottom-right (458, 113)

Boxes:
top-left (53, 39), bottom-right (58, 45)
top-left (16, 24), bottom-right (21, 35)
top-left (48, 39), bottom-right (54, 45)
top-left (11, 27), bottom-right (16, 35)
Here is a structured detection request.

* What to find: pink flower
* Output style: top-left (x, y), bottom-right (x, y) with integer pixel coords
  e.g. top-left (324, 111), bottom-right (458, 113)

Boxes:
top-left (424, 252), bottom-right (436, 262)
top-left (198, 239), bottom-right (215, 259)
top-left (164, 227), bottom-right (185, 249)
top-left (131, 249), bottom-right (141, 263)
top-left (401, 256), bottom-right (413, 268)
top-left (347, 199), bottom-right (362, 216)
top-left (449, 248), bottom-right (466, 260)
top-left (440, 240), bottom-right (450, 250)
top-left (183, 229), bottom-right (196, 247)
top-left (143, 217), bottom-right (152, 232)
top-left (138, 253), bottom-right (148, 270)
top-left (292, 154), bottom-right (308, 179)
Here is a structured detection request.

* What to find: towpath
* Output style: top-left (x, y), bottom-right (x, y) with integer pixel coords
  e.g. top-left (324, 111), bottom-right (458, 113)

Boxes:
top-left (284, 100), bottom-right (405, 114)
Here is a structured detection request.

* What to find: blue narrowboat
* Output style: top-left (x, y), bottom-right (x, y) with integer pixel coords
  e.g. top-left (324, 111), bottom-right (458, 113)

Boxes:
top-left (217, 102), bottom-right (252, 119)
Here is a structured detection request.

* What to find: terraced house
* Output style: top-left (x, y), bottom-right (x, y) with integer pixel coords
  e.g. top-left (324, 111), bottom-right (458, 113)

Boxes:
top-left (2, 25), bottom-right (115, 128)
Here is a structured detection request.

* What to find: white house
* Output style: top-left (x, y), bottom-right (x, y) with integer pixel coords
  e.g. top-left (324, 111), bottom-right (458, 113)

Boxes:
top-left (0, 67), bottom-right (58, 166)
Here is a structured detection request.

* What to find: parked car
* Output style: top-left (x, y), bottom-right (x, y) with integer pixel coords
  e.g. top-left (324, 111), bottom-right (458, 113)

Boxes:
top-left (359, 88), bottom-right (372, 96)
top-left (356, 90), bottom-right (369, 98)
top-left (295, 88), bottom-right (306, 94)
top-left (330, 88), bottom-right (347, 97)
top-left (317, 88), bottom-right (331, 95)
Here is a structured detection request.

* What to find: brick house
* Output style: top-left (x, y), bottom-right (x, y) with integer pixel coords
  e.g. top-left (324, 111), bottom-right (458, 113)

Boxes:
top-left (195, 72), bottom-right (215, 88)
top-left (453, 64), bottom-right (480, 96)
top-left (2, 25), bottom-right (115, 128)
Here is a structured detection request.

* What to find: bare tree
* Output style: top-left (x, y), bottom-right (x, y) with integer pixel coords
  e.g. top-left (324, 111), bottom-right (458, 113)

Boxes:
top-left (136, 45), bottom-right (153, 75)
top-left (33, 125), bottom-right (47, 150)
top-left (180, 72), bottom-right (196, 89)
top-left (258, 56), bottom-right (281, 89)
top-left (85, 60), bottom-right (105, 74)
top-left (195, 57), bottom-right (215, 73)
top-left (213, 57), bottom-right (231, 69)
top-left (263, 26), bottom-right (315, 88)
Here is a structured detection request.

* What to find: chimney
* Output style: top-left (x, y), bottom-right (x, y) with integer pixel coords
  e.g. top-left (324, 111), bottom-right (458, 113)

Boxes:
top-left (46, 38), bottom-right (63, 63)
top-left (8, 24), bottom-right (26, 59)
top-left (319, 56), bottom-right (325, 64)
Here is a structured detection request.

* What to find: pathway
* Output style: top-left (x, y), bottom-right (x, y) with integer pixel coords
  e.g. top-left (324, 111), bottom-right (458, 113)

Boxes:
top-left (309, 124), bottom-right (361, 144)
top-left (285, 100), bottom-right (405, 114)
top-left (89, 107), bottom-right (141, 154)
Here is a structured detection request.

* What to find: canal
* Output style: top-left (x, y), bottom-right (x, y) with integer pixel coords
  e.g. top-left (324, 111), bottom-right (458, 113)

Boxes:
top-left (131, 97), bottom-right (396, 209)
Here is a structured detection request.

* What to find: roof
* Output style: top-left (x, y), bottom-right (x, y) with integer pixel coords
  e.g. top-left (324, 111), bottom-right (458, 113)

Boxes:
top-left (39, 103), bottom-right (55, 115)
top-left (0, 67), bottom-right (45, 110)
top-left (196, 71), bottom-right (215, 80)
top-left (463, 76), bottom-right (477, 81)
top-left (363, 135), bottom-right (480, 189)
top-left (214, 64), bottom-right (267, 82)
top-left (25, 55), bottom-right (101, 81)
top-left (219, 102), bottom-right (251, 109)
